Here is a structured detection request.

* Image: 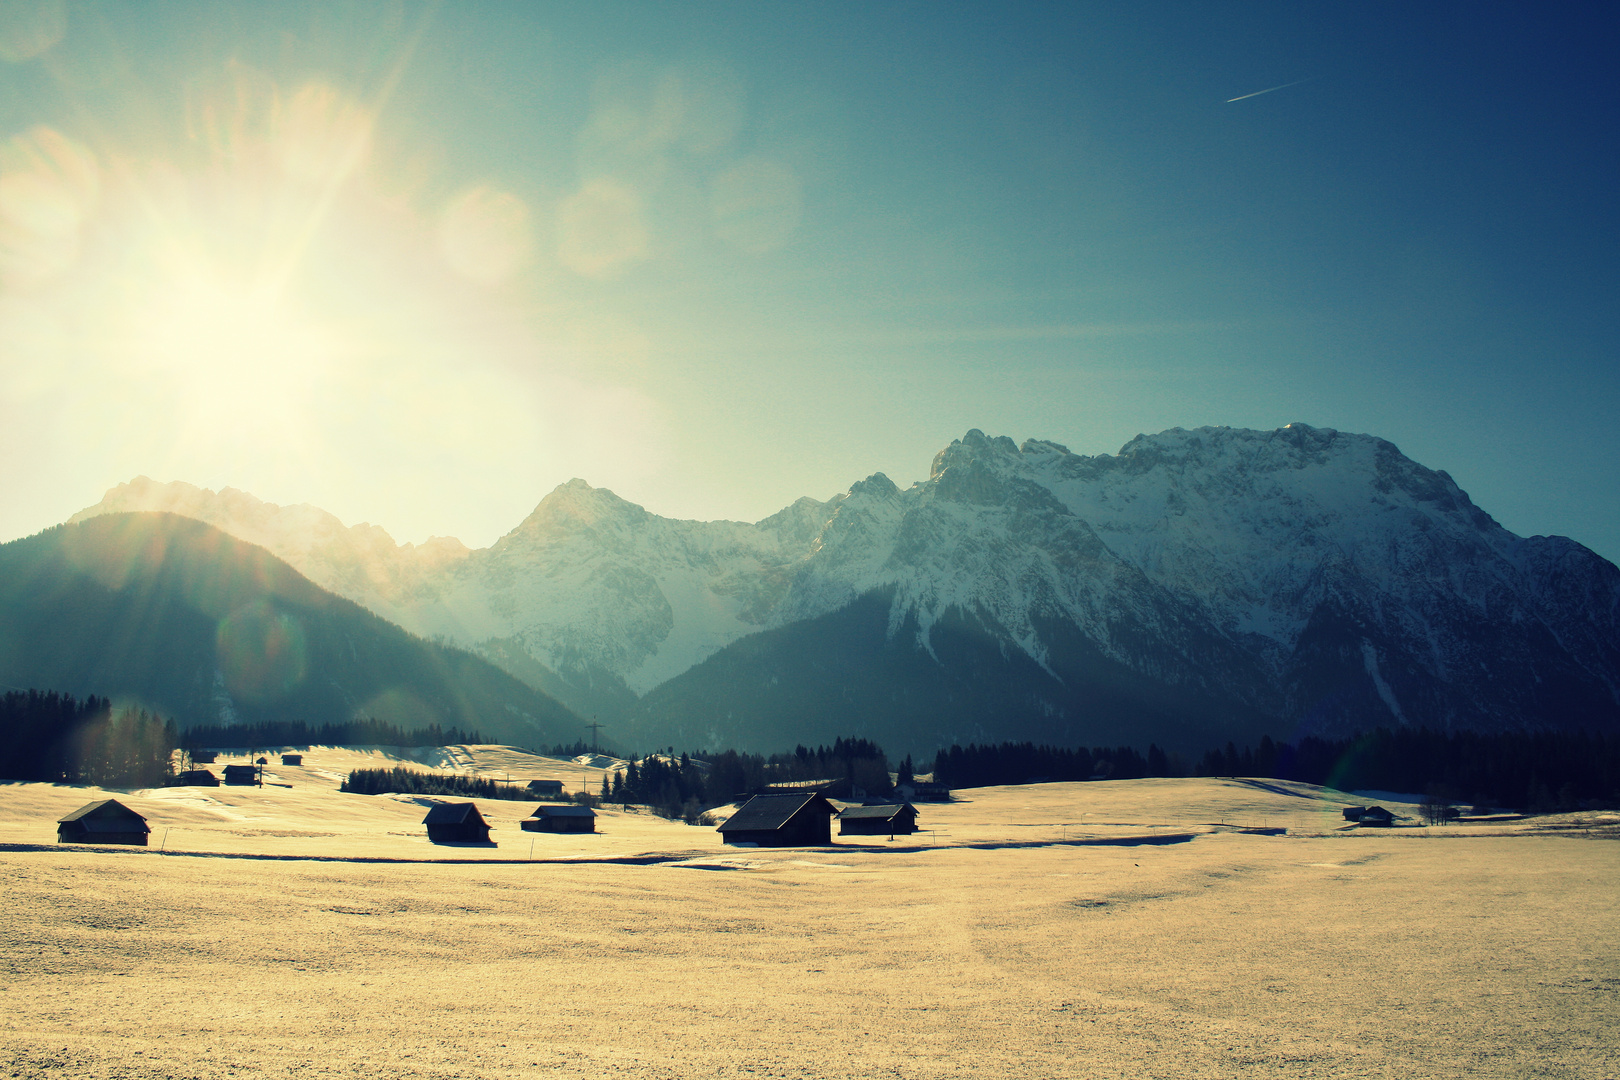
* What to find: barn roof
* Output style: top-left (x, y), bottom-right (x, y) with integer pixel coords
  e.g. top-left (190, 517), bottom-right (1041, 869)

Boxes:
top-left (838, 803), bottom-right (917, 821)
top-left (530, 804), bottom-right (596, 818)
top-left (718, 793), bottom-right (835, 832)
top-left (422, 802), bottom-right (486, 825)
top-left (57, 799), bottom-right (149, 828)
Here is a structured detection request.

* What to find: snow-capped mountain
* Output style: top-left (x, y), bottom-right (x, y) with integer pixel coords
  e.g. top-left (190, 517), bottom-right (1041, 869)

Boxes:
top-left (74, 424), bottom-right (1620, 751)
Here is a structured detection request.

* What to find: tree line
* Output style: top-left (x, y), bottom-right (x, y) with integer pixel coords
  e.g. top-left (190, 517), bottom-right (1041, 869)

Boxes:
top-left (1192, 729), bottom-right (1620, 811)
top-left (0, 689), bottom-right (176, 787)
top-left (338, 766), bottom-right (536, 801)
top-left (182, 718), bottom-right (486, 749)
top-left (931, 742), bottom-right (1160, 788)
top-left (8, 681), bottom-right (1617, 811)
top-left (930, 728), bottom-right (1620, 810)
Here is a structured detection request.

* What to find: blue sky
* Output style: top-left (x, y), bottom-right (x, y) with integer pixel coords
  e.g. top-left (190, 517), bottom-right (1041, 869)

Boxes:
top-left (1, 1), bottom-right (1616, 560)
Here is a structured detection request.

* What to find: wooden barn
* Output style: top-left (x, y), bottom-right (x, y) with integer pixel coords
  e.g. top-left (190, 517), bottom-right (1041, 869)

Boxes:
top-left (521, 804), bottom-right (597, 833)
top-left (423, 802), bottom-right (492, 843)
top-left (526, 780), bottom-right (565, 797)
top-left (189, 750), bottom-right (217, 764)
top-left (173, 769), bottom-right (219, 786)
top-left (717, 793), bottom-right (838, 847)
top-left (57, 799), bottom-right (150, 846)
top-left (1358, 806), bottom-right (1395, 827)
top-left (222, 764), bottom-right (259, 786)
top-left (838, 802), bottom-right (920, 836)
top-left (281, 754), bottom-right (303, 766)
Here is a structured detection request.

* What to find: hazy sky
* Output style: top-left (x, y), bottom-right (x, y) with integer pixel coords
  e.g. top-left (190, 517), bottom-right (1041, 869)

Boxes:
top-left (1, 1), bottom-right (1616, 561)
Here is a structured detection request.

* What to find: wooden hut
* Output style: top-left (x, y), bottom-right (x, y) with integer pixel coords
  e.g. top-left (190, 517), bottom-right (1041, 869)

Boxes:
top-left (222, 764), bottom-right (259, 786)
top-left (423, 802), bottom-right (492, 843)
top-left (1358, 805), bottom-right (1395, 827)
top-left (281, 754), bottom-right (303, 766)
top-left (838, 803), bottom-right (920, 836)
top-left (57, 799), bottom-right (150, 846)
top-left (521, 804), bottom-right (597, 833)
top-left (526, 780), bottom-right (565, 797)
top-left (173, 769), bottom-right (219, 786)
top-left (717, 793), bottom-right (837, 847)
top-left (189, 750), bottom-right (217, 764)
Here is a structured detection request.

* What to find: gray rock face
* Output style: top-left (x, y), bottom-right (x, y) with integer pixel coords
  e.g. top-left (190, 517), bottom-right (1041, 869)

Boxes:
top-left (73, 424), bottom-right (1620, 748)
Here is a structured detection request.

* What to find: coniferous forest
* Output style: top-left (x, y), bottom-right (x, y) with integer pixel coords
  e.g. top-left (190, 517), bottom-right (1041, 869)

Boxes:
top-left (182, 718), bottom-right (486, 749)
top-left (0, 689), bottom-right (176, 787)
top-left (338, 766), bottom-right (531, 801)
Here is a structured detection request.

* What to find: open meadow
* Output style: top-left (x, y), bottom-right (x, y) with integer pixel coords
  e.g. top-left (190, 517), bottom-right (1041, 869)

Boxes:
top-left (2, 746), bottom-right (1617, 1079)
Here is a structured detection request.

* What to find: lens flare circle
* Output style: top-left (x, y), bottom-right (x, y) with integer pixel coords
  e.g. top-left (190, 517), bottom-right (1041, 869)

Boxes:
top-left (216, 600), bottom-right (309, 704)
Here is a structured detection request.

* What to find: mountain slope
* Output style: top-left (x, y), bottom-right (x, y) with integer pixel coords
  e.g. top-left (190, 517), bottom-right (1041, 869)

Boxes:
top-left (0, 513), bottom-right (580, 742)
top-left (71, 425), bottom-right (1620, 752)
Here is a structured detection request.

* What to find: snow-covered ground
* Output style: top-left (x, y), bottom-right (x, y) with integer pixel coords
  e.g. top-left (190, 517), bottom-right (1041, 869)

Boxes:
top-left (2, 750), bottom-right (1617, 1078)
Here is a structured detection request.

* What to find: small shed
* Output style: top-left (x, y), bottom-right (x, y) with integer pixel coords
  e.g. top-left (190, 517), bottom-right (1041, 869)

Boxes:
top-left (526, 779), bottom-right (565, 797)
top-left (838, 802), bottom-right (920, 836)
top-left (1342, 805), bottom-right (1367, 822)
top-left (57, 799), bottom-right (150, 846)
top-left (222, 764), bottom-right (259, 786)
top-left (190, 750), bottom-right (218, 764)
top-left (1358, 805), bottom-right (1395, 828)
top-left (174, 769), bottom-right (219, 786)
top-left (521, 804), bottom-right (597, 833)
top-left (717, 793), bottom-right (837, 847)
top-left (423, 802), bottom-right (492, 843)
top-left (281, 754), bottom-right (303, 766)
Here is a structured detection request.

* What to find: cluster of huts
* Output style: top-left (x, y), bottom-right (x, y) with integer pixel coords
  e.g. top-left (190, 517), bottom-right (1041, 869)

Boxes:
top-left (52, 747), bottom-right (934, 849)
top-left (1342, 805), bottom-right (1395, 827)
top-left (416, 792), bottom-right (923, 846)
top-left (171, 754), bottom-right (304, 788)
top-left (420, 801), bottom-right (599, 843)
top-left (52, 791), bottom-right (924, 849)
top-left (715, 793), bottom-right (920, 846)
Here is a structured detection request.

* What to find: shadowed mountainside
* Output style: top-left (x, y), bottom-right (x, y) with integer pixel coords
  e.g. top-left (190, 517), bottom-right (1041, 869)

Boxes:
top-left (0, 513), bottom-right (579, 743)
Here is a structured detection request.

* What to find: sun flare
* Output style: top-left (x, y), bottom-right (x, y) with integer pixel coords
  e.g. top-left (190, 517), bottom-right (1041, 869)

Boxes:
top-left (125, 272), bottom-right (338, 448)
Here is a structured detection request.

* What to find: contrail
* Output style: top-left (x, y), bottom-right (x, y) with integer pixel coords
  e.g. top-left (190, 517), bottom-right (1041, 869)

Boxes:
top-left (1227, 78), bottom-right (1313, 103)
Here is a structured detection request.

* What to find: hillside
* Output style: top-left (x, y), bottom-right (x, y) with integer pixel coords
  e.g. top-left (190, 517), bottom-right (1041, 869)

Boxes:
top-left (72, 425), bottom-right (1620, 753)
top-left (0, 513), bottom-right (580, 744)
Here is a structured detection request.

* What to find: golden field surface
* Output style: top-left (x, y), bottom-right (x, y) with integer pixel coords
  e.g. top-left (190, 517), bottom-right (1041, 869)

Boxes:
top-left (2, 746), bottom-right (1617, 1079)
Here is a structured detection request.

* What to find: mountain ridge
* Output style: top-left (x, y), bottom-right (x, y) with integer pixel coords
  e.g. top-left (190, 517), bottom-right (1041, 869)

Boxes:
top-left (1, 512), bottom-right (582, 742)
top-left (70, 424), bottom-right (1620, 751)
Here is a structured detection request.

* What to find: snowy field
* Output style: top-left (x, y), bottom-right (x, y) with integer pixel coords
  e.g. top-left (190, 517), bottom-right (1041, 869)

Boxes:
top-left (2, 745), bottom-right (1617, 1078)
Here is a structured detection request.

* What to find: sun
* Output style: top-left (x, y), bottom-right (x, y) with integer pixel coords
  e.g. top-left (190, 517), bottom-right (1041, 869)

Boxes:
top-left (123, 267), bottom-right (340, 454)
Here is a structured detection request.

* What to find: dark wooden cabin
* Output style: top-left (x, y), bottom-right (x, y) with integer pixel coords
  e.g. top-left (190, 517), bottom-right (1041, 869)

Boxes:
top-left (423, 802), bottom-right (492, 843)
top-left (189, 750), bottom-right (218, 764)
top-left (57, 799), bottom-right (150, 846)
top-left (173, 769), bottom-right (219, 786)
top-left (838, 803), bottom-right (920, 836)
top-left (281, 754), bottom-right (303, 766)
top-left (526, 780), bottom-right (565, 797)
top-left (521, 804), bottom-right (597, 833)
top-left (717, 793), bottom-right (837, 847)
top-left (222, 764), bottom-right (259, 786)
top-left (1358, 806), bottom-right (1395, 827)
